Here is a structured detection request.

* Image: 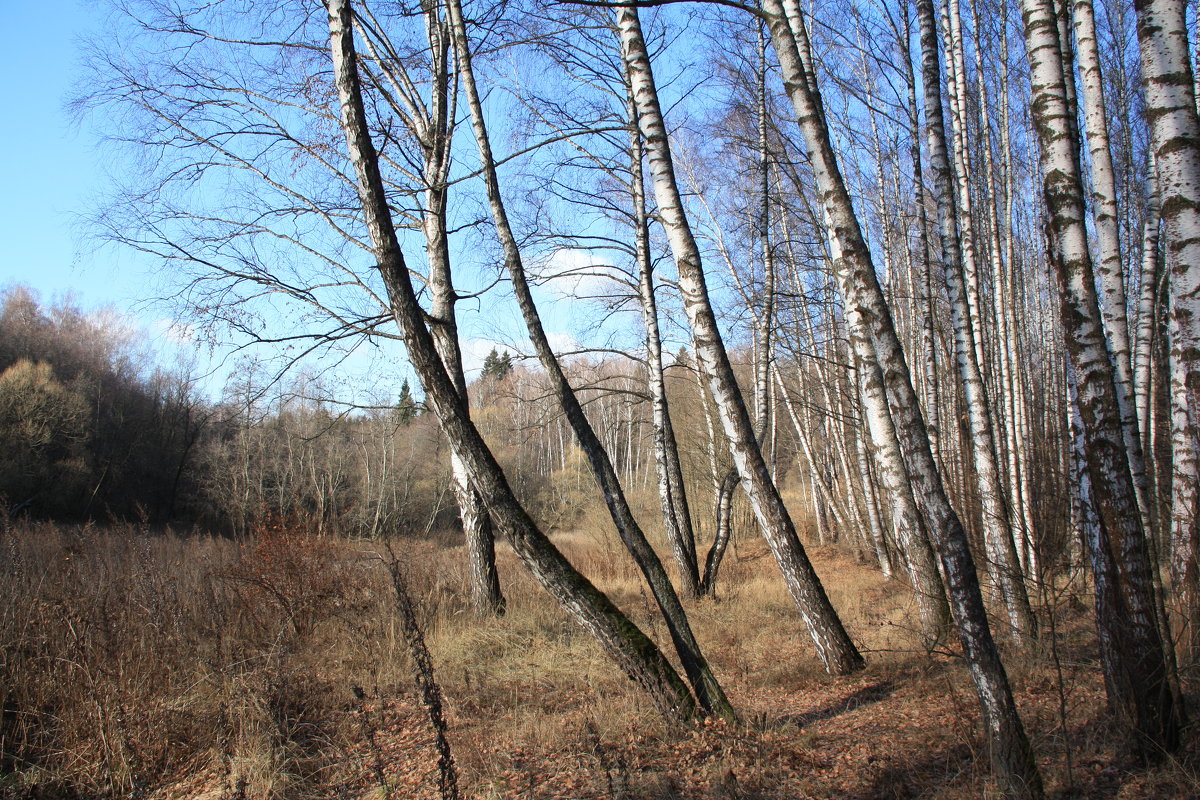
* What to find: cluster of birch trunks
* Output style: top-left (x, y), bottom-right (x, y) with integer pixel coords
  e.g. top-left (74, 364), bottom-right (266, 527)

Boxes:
top-left (88, 0), bottom-right (1200, 797)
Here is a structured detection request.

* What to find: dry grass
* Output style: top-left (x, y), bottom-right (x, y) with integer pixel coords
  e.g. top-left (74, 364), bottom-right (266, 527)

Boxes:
top-left (2, 513), bottom-right (1197, 799)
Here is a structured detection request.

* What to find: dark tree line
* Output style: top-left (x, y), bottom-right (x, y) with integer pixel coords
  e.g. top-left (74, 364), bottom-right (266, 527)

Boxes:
top-left (0, 288), bottom-right (205, 521)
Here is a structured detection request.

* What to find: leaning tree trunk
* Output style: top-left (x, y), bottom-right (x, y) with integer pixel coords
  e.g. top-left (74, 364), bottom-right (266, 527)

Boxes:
top-left (1021, 0), bottom-right (1183, 755)
top-left (447, 0), bottom-right (733, 720)
top-left (762, 2), bottom-right (1043, 795)
top-left (918, 0), bottom-right (1036, 645)
top-left (616, 4), bottom-right (864, 676)
top-left (327, 0), bottom-right (698, 720)
top-left (626, 77), bottom-right (702, 599)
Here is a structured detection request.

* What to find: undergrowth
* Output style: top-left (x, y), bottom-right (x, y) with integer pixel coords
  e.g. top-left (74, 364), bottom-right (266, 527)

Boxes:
top-left (1, 516), bottom-right (1196, 799)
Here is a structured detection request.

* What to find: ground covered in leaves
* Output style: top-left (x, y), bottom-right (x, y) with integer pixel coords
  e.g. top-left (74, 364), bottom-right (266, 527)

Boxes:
top-left (174, 538), bottom-right (1200, 799)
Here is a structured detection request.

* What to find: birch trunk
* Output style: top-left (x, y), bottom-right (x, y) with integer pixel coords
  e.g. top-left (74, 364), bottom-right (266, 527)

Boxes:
top-left (327, 0), bottom-right (695, 719)
top-left (1169, 299), bottom-right (1200, 659)
top-left (1134, 0), bottom-right (1200, 668)
top-left (702, 31), bottom-right (776, 595)
top-left (970, 0), bottom-right (1035, 577)
top-left (763, 2), bottom-right (1042, 794)
top-left (422, 21), bottom-right (504, 617)
top-left (1073, 0), bottom-right (1154, 536)
top-left (355, 0), bottom-right (503, 615)
top-left (1021, 0), bottom-right (1183, 753)
top-left (1134, 171), bottom-right (1161, 481)
top-left (899, 0), bottom-right (944, 468)
top-left (998, 0), bottom-right (1040, 556)
top-left (447, 0), bottom-right (733, 719)
top-left (942, 0), bottom-right (990, 376)
top-left (627, 77), bottom-right (701, 599)
top-left (616, 5), bottom-right (864, 676)
top-left (848, 308), bottom-right (950, 637)
top-left (919, 0), bottom-right (1037, 644)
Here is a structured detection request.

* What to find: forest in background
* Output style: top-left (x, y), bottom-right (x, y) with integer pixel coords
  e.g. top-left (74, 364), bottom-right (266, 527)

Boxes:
top-left (4, 0), bottom-right (1200, 796)
top-left (0, 285), bottom-right (764, 543)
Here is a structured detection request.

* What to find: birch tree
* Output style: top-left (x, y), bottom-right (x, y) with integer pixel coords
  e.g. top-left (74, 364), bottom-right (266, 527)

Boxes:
top-left (1020, 0), bottom-right (1183, 753)
top-left (446, 0), bottom-right (734, 719)
top-left (759, 2), bottom-right (1043, 794)
top-left (355, 1), bottom-right (504, 615)
top-left (1133, 0), bottom-right (1200, 663)
top-left (616, 3), bottom-right (865, 676)
top-left (325, 0), bottom-right (710, 721)
top-left (917, 0), bottom-right (1037, 644)
top-left (1072, 0), bottom-right (1154, 538)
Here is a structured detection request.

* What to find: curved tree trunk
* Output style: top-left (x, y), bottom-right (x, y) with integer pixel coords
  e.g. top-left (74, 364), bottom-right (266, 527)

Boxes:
top-left (762, 2), bottom-right (1043, 794)
top-left (702, 469), bottom-right (741, 594)
top-left (327, 0), bottom-right (695, 720)
top-left (616, 4), bottom-right (864, 676)
top-left (447, 0), bottom-right (733, 720)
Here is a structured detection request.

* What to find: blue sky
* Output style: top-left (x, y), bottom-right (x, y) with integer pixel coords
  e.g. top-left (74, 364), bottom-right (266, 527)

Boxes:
top-left (0, 0), bottom-right (663, 402)
top-left (0, 1), bottom-right (133, 308)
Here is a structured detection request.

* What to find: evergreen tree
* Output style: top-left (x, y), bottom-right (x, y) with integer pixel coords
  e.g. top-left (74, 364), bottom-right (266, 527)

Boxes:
top-left (481, 348), bottom-right (513, 380)
top-left (396, 379), bottom-right (418, 425)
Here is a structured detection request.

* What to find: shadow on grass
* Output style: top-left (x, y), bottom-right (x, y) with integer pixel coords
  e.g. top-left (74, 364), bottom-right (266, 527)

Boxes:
top-left (777, 680), bottom-right (898, 730)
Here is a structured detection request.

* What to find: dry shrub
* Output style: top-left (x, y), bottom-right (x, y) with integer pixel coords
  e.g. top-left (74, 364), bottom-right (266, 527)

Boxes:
top-left (0, 518), bottom-right (415, 799)
top-left (224, 512), bottom-right (374, 641)
top-left (3, 515), bottom-right (1196, 800)
top-left (1, 522), bottom-right (237, 796)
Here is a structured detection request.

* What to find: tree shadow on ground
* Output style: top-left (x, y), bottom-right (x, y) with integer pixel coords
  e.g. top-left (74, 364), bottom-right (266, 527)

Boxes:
top-left (776, 680), bottom-right (897, 730)
top-left (858, 743), bottom-right (976, 800)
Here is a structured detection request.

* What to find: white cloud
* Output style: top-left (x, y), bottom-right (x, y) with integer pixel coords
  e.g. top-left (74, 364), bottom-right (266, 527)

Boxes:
top-left (534, 248), bottom-right (628, 300)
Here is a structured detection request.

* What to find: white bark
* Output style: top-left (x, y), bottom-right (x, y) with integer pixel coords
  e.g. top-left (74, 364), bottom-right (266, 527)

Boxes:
top-left (1022, 0), bottom-right (1183, 752)
top-left (1135, 0), bottom-right (1200, 667)
top-left (1073, 0), bottom-right (1154, 536)
top-left (762, 3), bottom-right (1042, 793)
top-left (616, 4), bottom-right (863, 676)
top-left (327, 0), bottom-right (696, 719)
top-left (448, 0), bottom-right (733, 718)
top-left (919, 0), bottom-right (1037, 642)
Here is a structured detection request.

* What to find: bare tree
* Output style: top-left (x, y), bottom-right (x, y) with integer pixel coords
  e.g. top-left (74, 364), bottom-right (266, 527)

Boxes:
top-left (916, 0), bottom-right (1036, 644)
top-left (1020, 0), bottom-right (1183, 754)
top-left (616, 3), bottom-right (865, 676)
top-left (759, 1), bottom-right (1042, 794)
top-left (327, 0), bottom-right (705, 720)
top-left (445, 0), bottom-right (734, 719)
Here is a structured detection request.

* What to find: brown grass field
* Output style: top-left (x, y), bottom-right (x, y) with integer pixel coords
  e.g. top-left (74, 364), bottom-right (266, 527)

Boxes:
top-left (1, 516), bottom-right (1197, 799)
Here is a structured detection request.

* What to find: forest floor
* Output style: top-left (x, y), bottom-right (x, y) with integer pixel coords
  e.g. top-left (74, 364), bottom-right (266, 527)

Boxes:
top-left (319, 536), bottom-right (1200, 800)
top-left (3, 522), bottom-right (1198, 799)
